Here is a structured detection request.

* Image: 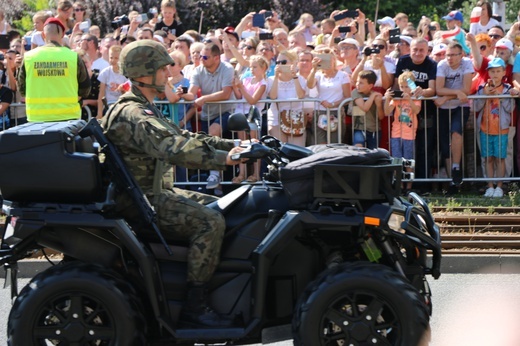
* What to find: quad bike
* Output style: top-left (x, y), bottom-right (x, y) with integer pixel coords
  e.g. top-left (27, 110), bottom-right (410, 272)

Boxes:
top-left (0, 114), bottom-right (441, 345)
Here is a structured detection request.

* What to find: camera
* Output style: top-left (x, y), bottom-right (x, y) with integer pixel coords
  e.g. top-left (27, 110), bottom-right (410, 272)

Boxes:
top-left (339, 26), bottom-right (351, 33)
top-left (198, 1), bottom-right (210, 9)
top-left (334, 37), bottom-right (342, 44)
top-left (363, 47), bottom-right (380, 56)
top-left (428, 25), bottom-right (437, 31)
top-left (111, 15), bottom-right (130, 29)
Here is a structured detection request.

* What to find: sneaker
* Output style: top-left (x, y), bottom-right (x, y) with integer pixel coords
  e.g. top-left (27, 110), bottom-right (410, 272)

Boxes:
top-left (451, 168), bottom-right (463, 186)
top-left (492, 186), bottom-right (504, 198)
top-left (483, 187), bottom-right (495, 197)
top-left (206, 174), bottom-right (220, 189)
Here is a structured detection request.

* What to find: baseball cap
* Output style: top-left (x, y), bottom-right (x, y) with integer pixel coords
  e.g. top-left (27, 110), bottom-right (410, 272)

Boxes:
top-left (44, 17), bottom-right (66, 33)
top-left (399, 35), bottom-right (412, 45)
top-left (495, 38), bottom-right (513, 51)
top-left (442, 11), bottom-right (464, 23)
top-left (224, 26), bottom-right (239, 41)
top-left (338, 38), bottom-right (359, 47)
top-left (432, 43), bottom-right (448, 55)
top-left (377, 16), bottom-right (395, 28)
top-left (487, 57), bottom-right (506, 69)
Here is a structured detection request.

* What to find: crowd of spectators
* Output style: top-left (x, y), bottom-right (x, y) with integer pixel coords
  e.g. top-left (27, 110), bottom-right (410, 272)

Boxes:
top-left (4, 0), bottom-right (520, 195)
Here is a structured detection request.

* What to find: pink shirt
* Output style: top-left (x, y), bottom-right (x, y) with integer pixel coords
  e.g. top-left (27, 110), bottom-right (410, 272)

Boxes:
top-left (390, 99), bottom-right (420, 140)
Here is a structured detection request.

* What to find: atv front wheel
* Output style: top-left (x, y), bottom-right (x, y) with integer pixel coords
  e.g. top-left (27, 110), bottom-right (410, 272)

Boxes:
top-left (292, 262), bottom-right (430, 346)
top-left (7, 262), bottom-right (146, 346)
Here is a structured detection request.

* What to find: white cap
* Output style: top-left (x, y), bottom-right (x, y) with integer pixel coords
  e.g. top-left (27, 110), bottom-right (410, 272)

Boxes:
top-left (377, 16), bottom-right (395, 28)
top-left (399, 35), bottom-right (412, 45)
top-left (153, 35), bottom-right (164, 44)
top-left (338, 38), bottom-right (360, 47)
top-left (495, 38), bottom-right (513, 51)
top-left (432, 43), bottom-right (447, 54)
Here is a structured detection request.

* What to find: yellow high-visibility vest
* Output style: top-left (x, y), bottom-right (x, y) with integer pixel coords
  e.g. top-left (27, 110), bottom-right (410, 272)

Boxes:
top-left (24, 46), bottom-right (80, 121)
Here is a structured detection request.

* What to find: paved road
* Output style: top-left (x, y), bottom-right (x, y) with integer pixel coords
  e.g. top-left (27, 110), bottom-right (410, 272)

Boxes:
top-left (2, 272), bottom-right (520, 345)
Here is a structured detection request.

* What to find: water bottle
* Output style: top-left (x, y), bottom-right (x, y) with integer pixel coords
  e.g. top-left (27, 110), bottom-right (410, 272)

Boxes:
top-left (406, 78), bottom-right (417, 92)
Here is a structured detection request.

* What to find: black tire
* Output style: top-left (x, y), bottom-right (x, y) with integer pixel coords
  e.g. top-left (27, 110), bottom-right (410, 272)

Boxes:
top-left (7, 262), bottom-right (146, 346)
top-left (292, 262), bottom-right (430, 346)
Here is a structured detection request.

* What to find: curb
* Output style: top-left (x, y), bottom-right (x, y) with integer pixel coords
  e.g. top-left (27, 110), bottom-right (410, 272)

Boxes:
top-left (4, 255), bottom-right (520, 279)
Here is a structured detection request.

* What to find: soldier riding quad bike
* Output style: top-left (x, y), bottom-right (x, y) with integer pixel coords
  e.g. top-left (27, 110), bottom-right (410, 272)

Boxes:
top-left (0, 113), bottom-right (441, 345)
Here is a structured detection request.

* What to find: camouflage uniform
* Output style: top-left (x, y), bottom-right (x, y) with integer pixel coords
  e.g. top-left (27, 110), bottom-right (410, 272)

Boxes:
top-left (102, 84), bottom-right (235, 283)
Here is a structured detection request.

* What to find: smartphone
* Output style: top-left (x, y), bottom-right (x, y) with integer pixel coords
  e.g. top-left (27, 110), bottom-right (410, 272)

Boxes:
top-left (135, 13), bottom-right (148, 23)
top-left (339, 26), bottom-right (351, 33)
top-left (259, 32), bottom-right (273, 40)
top-left (389, 28), bottom-right (401, 44)
top-left (279, 65), bottom-right (291, 73)
top-left (393, 90), bottom-right (403, 98)
top-left (264, 11), bottom-right (273, 19)
top-left (252, 13), bottom-right (265, 28)
top-left (0, 35), bottom-right (9, 50)
top-left (333, 12), bottom-right (349, 22)
top-left (315, 53), bottom-right (331, 69)
top-left (428, 25), bottom-right (437, 31)
top-left (182, 86), bottom-right (188, 94)
top-left (79, 20), bottom-right (90, 31)
top-left (344, 10), bottom-right (359, 18)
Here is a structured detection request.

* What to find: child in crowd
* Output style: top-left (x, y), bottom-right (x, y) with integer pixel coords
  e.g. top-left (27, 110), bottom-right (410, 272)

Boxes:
top-left (384, 71), bottom-right (421, 191)
top-left (162, 50), bottom-right (194, 129)
top-left (292, 13), bottom-right (320, 44)
top-left (97, 45), bottom-right (129, 118)
top-left (351, 70), bottom-right (384, 149)
top-left (154, 0), bottom-right (184, 41)
top-left (474, 58), bottom-right (515, 198)
top-left (232, 55), bottom-right (269, 183)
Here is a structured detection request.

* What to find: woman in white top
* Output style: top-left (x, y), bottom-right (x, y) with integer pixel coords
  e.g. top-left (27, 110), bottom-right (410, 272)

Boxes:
top-left (307, 46), bottom-right (351, 144)
top-left (267, 49), bottom-right (307, 146)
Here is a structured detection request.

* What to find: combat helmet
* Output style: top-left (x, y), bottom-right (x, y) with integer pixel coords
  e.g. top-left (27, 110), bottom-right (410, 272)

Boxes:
top-left (120, 40), bottom-right (174, 92)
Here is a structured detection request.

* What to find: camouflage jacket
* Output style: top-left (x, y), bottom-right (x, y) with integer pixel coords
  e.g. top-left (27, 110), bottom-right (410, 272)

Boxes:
top-left (101, 86), bottom-right (235, 191)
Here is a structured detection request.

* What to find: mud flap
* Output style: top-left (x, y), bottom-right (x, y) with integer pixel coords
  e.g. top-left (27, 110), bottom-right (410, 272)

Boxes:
top-left (3, 263), bottom-right (18, 299)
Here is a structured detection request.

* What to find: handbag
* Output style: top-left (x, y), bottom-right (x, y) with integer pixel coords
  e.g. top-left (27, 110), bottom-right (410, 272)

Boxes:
top-left (317, 113), bottom-right (338, 132)
top-left (280, 109), bottom-right (305, 136)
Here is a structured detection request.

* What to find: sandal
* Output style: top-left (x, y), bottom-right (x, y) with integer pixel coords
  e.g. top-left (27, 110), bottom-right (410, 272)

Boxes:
top-left (232, 175), bottom-right (245, 184)
top-left (246, 175), bottom-right (258, 183)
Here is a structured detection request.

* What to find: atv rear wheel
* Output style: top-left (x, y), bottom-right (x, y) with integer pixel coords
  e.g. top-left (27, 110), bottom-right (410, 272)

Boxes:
top-left (292, 262), bottom-right (430, 346)
top-left (7, 262), bottom-right (146, 346)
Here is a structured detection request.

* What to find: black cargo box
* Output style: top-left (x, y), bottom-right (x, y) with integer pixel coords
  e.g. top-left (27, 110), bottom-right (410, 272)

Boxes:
top-left (0, 120), bottom-right (103, 203)
top-left (280, 144), bottom-right (401, 208)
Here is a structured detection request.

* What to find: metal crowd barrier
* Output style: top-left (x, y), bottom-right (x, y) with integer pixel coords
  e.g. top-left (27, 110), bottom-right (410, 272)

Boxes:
top-left (7, 94), bottom-right (520, 188)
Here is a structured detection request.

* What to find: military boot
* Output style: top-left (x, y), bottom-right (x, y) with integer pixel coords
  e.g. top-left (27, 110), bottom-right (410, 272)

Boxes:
top-left (181, 282), bottom-right (233, 327)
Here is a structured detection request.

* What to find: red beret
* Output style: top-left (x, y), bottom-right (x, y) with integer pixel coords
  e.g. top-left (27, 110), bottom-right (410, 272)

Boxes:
top-left (44, 17), bottom-right (66, 34)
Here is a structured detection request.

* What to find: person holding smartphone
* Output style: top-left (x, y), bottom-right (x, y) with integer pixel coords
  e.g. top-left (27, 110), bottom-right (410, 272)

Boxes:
top-left (307, 45), bottom-right (351, 144)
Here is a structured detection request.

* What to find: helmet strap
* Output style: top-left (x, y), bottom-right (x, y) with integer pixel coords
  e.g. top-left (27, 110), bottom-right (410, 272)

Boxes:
top-left (130, 78), bottom-right (165, 93)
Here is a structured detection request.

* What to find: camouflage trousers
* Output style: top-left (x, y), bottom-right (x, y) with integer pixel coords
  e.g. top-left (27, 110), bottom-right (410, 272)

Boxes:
top-left (153, 188), bottom-right (225, 283)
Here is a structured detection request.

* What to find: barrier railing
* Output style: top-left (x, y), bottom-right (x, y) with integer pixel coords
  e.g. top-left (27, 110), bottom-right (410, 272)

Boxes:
top-left (7, 94), bottom-right (520, 189)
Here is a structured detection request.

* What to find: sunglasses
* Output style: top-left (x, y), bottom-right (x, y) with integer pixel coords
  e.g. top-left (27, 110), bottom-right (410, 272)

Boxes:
top-left (201, 55), bottom-right (212, 60)
top-left (276, 60), bottom-right (288, 65)
top-left (489, 34), bottom-right (503, 39)
top-left (479, 45), bottom-right (488, 51)
top-left (74, 8), bottom-right (85, 12)
top-left (372, 44), bottom-right (385, 50)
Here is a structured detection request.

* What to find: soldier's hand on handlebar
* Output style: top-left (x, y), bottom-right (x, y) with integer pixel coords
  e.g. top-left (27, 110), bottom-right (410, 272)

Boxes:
top-left (227, 146), bottom-right (248, 165)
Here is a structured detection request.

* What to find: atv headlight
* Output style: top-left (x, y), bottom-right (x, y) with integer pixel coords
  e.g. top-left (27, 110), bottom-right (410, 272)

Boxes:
top-left (388, 213), bottom-right (405, 233)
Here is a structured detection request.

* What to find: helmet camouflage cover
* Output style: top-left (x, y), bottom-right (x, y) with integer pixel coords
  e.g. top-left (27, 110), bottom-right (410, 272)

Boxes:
top-left (120, 40), bottom-right (174, 79)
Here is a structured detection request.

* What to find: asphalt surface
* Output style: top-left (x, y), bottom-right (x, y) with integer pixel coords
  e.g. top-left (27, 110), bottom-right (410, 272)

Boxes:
top-left (0, 262), bottom-right (520, 346)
